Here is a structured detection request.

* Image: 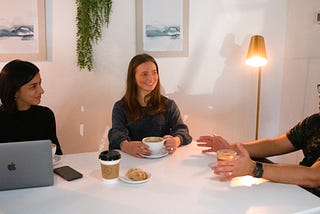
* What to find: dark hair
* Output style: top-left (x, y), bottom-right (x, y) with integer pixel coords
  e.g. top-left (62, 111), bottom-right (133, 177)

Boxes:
top-left (122, 53), bottom-right (166, 121)
top-left (0, 59), bottom-right (40, 113)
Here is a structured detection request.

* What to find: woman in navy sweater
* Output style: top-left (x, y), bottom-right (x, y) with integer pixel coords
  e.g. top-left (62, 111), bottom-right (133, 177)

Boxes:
top-left (108, 54), bottom-right (191, 158)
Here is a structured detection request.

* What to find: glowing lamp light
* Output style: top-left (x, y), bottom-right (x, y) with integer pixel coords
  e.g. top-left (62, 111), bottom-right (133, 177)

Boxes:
top-left (246, 35), bottom-right (268, 140)
top-left (246, 35), bottom-right (267, 67)
top-left (245, 56), bottom-right (267, 67)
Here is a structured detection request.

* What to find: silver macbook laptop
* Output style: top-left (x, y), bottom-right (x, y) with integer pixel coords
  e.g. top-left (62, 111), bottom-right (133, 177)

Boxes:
top-left (0, 140), bottom-right (54, 191)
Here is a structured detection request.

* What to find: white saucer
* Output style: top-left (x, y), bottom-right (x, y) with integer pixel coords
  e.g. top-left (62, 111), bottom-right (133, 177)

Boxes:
top-left (119, 172), bottom-right (152, 184)
top-left (141, 149), bottom-right (169, 159)
top-left (53, 155), bottom-right (62, 165)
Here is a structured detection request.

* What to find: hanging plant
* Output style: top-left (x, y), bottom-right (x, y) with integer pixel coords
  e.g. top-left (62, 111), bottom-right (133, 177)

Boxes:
top-left (76, 0), bottom-right (112, 71)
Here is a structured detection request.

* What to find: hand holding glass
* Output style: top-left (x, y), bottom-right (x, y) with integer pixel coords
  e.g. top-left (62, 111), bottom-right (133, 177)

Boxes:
top-left (216, 149), bottom-right (237, 162)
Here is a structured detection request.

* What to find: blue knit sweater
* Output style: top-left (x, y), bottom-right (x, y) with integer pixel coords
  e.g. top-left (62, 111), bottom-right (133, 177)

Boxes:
top-left (108, 98), bottom-right (192, 150)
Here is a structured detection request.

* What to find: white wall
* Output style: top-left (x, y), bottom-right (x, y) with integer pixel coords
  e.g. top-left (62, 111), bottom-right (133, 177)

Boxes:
top-left (275, 0), bottom-right (320, 163)
top-left (1, 0), bottom-right (319, 161)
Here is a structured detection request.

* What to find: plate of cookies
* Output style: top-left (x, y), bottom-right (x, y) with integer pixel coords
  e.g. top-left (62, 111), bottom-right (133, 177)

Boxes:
top-left (119, 167), bottom-right (151, 184)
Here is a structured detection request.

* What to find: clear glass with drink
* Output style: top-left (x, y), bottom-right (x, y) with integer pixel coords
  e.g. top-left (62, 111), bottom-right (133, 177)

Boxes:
top-left (216, 149), bottom-right (237, 162)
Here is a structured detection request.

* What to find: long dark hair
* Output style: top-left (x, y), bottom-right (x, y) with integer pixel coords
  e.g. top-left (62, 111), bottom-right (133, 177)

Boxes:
top-left (0, 59), bottom-right (40, 113)
top-left (122, 53), bottom-right (166, 121)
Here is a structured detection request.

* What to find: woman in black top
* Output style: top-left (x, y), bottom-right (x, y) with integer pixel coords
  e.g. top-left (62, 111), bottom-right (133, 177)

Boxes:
top-left (0, 59), bottom-right (62, 154)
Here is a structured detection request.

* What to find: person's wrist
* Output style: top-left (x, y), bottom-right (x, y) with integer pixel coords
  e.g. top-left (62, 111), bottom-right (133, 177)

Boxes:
top-left (248, 160), bottom-right (256, 176)
top-left (252, 161), bottom-right (264, 178)
top-left (120, 141), bottom-right (127, 151)
top-left (174, 136), bottom-right (181, 147)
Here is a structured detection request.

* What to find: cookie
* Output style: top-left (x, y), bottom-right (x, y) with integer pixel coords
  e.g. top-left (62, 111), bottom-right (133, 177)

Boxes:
top-left (126, 168), bottom-right (148, 181)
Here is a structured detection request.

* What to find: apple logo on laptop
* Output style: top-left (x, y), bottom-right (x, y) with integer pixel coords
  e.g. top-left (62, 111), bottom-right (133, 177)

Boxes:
top-left (7, 162), bottom-right (16, 171)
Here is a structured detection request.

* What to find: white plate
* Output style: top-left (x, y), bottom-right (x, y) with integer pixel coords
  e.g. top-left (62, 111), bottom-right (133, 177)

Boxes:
top-left (141, 149), bottom-right (169, 159)
top-left (119, 172), bottom-right (152, 184)
top-left (53, 155), bottom-right (62, 165)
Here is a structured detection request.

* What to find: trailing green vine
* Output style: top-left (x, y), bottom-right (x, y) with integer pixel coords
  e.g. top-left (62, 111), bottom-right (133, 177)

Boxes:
top-left (76, 0), bottom-right (112, 71)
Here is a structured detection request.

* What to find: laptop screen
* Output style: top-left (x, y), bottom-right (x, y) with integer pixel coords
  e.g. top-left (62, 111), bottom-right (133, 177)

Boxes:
top-left (0, 140), bottom-right (54, 191)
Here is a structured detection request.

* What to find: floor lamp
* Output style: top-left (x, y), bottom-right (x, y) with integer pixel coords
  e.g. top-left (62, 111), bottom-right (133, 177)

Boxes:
top-left (245, 35), bottom-right (267, 140)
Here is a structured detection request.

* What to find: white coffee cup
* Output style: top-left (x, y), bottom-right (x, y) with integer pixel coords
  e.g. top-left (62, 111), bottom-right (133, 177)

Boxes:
top-left (142, 136), bottom-right (165, 155)
top-left (51, 143), bottom-right (56, 158)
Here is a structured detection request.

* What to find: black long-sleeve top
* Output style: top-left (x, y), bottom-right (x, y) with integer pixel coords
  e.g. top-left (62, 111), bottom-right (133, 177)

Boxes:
top-left (0, 105), bottom-right (62, 154)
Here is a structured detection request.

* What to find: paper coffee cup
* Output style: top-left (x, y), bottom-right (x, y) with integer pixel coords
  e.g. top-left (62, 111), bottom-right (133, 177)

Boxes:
top-left (99, 150), bottom-right (121, 184)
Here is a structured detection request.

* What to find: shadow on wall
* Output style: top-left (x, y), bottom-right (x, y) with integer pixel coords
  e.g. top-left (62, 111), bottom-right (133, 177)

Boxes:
top-left (55, 74), bottom-right (115, 154)
top-left (56, 33), bottom-right (258, 153)
top-left (166, 33), bottom-right (256, 142)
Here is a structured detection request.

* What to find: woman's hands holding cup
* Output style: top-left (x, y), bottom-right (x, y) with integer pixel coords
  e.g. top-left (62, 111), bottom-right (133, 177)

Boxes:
top-left (120, 140), bottom-right (151, 158)
top-left (121, 135), bottom-right (181, 157)
top-left (163, 135), bottom-right (180, 154)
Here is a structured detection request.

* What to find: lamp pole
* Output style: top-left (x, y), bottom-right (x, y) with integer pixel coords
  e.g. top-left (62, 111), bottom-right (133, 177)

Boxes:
top-left (246, 35), bottom-right (267, 140)
top-left (255, 67), bottom-right (262, 140)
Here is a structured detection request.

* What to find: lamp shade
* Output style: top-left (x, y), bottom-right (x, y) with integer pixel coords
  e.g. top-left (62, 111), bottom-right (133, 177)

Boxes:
top-left (246, 35), bottom-right (267, 67)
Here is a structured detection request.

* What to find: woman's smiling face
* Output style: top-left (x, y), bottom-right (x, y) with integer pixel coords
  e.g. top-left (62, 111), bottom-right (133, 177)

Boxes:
top-left (15, 73), bottom-right (44, 111)
top-left (135, 61), bottom-right (158, 96)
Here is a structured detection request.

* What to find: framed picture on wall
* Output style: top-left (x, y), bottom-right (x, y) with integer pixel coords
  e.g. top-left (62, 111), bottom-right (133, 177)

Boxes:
top-left (136, 0), bottom-right (189, 57)
top-left (0, 0), bottom-right (46, 61)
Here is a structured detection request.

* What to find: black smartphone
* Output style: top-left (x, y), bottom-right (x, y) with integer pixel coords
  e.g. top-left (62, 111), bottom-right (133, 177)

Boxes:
top-left (53, 166), bottom-right (83, 181)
